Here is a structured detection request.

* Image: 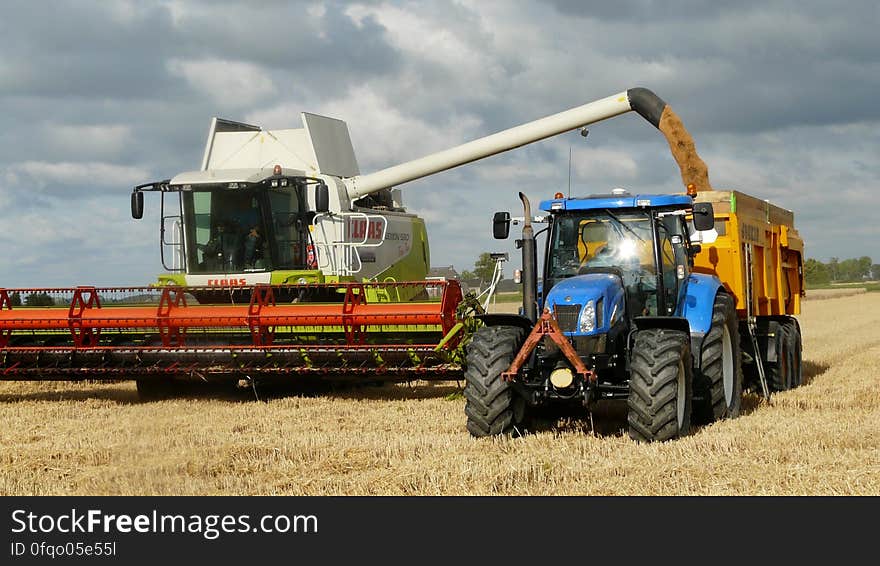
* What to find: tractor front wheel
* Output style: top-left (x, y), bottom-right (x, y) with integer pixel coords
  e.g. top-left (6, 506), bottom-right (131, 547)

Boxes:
top-left (627, 328), bottom-right (693, 442)
top-left (464, 325), bottom-right (527, 437)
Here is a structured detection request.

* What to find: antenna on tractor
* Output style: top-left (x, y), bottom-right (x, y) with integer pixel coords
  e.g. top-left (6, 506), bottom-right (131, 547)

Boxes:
top-left (569, 127), bottom-right (589, 199)
top-left (567, 146), bottom-right (572, 199)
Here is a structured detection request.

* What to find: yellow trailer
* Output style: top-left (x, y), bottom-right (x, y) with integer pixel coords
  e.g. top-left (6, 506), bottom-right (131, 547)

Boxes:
top-left (692, 189), bottom-right (804, 393)
top-left (693, 190), bottom-right (804, 317)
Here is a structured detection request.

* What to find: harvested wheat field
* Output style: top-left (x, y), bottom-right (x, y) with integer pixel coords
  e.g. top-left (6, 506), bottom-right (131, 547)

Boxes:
top-left (1, 292), bottom-right (878, 496)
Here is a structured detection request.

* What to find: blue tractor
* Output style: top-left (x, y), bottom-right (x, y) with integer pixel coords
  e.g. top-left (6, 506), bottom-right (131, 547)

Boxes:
top-left (465, 189), bottom-right (743, 442)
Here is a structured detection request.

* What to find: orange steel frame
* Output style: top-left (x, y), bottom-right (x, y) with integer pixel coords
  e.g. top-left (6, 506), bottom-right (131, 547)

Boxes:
top-left (0, 282), bottom-right (464, 350)
top-left (502, 309), bottom-right (595, 383)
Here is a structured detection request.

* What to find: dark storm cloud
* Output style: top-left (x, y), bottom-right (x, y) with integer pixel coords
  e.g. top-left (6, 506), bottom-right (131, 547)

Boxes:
top-left (174, 2), bottom-right (399, 76)
top-left (0, 0), bottom-right (403, 181)
top-left (0, 1), bottom-right (400, 98)
top-left (0, 3), bottom-right (179, 99)
top-left (543, 1), bottom-right (880, 133)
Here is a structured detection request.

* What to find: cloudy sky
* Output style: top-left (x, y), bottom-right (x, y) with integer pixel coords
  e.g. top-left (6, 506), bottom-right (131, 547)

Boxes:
top-left (1, 0), bottom-right (877, 286)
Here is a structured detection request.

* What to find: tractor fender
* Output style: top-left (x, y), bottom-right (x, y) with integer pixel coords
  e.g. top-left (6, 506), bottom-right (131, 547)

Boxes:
top-left (475, 313), bottom-right (535, 332)
top-left (678, 273), bottom-right (725, 336)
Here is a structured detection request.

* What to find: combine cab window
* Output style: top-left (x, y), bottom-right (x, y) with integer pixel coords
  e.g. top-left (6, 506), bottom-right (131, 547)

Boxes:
top-left (182, 185), bottom-right (309, 274)
top-left (184, 189), bottom-right (268, 273)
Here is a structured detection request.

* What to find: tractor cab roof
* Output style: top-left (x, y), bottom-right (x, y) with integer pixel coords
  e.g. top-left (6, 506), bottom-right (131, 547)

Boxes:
top-left (539, 192), bottom-right (693, 213)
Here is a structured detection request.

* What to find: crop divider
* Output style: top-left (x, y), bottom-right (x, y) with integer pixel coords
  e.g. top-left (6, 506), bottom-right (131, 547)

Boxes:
top-left (342, 283), bottom-right (367, 345)
top-left (0, 289), bottom-right (11, 348)
top-left (248, 284), bottom-right (276, 347)
top-left (157, 286), bottom-right (187, 347)
top-left (68, 286), bottom-right (101, 348)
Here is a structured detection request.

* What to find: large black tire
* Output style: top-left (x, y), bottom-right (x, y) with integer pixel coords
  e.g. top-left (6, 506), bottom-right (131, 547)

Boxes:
top-left (693, 294), bottom-right (743, 424)
top-left (783, 319), bottom-right (802, 388)
top-left (464, 325), bottom-right (527, 437)
top-left (627, 329), bottom-right (694, 442)
top-left (768, 323), bottom-right (793, 392)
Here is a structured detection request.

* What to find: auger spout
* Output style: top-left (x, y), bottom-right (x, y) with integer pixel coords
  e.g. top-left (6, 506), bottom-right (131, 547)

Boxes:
top-left (344, 87), bottom-right (712, 199)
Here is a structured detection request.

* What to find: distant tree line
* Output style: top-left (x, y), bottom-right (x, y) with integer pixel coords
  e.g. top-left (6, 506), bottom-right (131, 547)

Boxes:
top-left (804, 256), bottom-right (877, 285)
top-left (7, 292), bottom-right (56, 307)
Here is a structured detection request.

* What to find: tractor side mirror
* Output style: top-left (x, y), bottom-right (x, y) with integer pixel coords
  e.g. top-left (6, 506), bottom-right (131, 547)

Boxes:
top-left (315, 183), bottom-right (329, 213)
top-left (692, 202), bottom-right (714, 232)
top-left (131, 191), bottom-right (144, 219)
top-left (493, 211), bottom-right (510, 239)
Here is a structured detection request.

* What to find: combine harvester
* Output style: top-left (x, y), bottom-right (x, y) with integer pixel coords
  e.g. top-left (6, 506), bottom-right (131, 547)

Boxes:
top-left (0, 88), bottom-right (804, 435)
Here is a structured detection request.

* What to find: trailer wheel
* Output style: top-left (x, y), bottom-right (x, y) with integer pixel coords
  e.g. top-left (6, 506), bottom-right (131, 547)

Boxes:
top-left (693, 294), bottom-right (743, 424)
top-left (627, 329), bottom-right (693, 442)
top-left (464, 325), bottom-right (527, 437)
top-left (783, 320), bottom-right (802, 387)
top-left (768, 323), bottom-right (793, 391)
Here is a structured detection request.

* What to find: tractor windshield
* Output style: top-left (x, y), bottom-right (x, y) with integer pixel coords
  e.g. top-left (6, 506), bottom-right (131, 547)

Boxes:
top-left (547, 210), bottom-right (662, 315)
top-left (182, 185), bottom-right (307, 274)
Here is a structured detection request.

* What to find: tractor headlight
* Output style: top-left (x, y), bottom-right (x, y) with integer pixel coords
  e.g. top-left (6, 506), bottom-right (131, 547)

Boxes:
top-left (579, 300), bottom-right (596, 333)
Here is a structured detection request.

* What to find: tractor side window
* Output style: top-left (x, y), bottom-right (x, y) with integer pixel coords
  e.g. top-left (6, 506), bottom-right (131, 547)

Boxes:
top-left (548, 216), bottom-right (580, 278)
top-left (659, 215), bottom-right (689, 315)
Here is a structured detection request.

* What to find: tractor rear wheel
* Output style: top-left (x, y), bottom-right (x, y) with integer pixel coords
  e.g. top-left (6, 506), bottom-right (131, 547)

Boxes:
top-left (783, 320), bottom-right (802, 387)
top-left (768, 323), bottom-right (793, 391)
top-left (464, 325), bottom-right (527, 437)
top-left (693, 294), bottom-right (743, 424)
top-left (627, 328), bottom-right (693, 442)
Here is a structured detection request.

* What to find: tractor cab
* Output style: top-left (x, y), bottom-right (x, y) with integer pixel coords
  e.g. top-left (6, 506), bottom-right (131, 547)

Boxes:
top-left (541, 191), bottom-right (705, 328)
